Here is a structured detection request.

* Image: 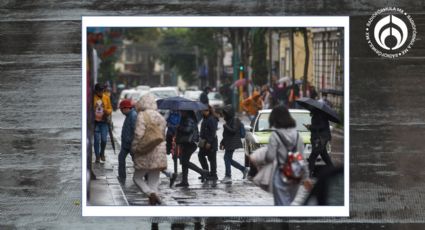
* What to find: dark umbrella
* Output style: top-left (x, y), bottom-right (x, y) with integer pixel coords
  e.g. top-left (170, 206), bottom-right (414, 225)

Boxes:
top-left (157, 96), bottom-right (208, 111)
top-left (296, 97), bottom-right (341, 124)
top-left (107, 122), bottom-right (116, 154)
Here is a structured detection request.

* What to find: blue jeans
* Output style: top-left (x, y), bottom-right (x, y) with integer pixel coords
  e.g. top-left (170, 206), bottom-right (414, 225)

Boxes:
top-left (223, 149), bottom-right (245, 177)
top-left (94, 122), bottom-right (108, 157)
top-left (118, 147), bottom-right (133, 179)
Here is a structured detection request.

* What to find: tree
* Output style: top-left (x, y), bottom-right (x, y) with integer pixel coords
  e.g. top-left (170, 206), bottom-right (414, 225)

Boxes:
top-left (251, 28), bottom-right (268, 86)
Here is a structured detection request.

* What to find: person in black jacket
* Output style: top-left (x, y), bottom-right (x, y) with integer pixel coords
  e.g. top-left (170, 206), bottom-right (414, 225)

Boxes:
top-left (198, 105), bottom-right (219, 181)
top-left (220, 105), bottom-right (249, 183)
top-left (175, 110), bottom-right (209, 187)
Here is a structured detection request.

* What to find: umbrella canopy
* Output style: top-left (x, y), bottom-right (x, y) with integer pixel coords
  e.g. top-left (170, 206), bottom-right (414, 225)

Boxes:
top-left (231, 78), bottom-right (247, 88)
top-left (157, 96), bottom-right (208, 111)
top-left (296, 97), bottom-right (341, 124)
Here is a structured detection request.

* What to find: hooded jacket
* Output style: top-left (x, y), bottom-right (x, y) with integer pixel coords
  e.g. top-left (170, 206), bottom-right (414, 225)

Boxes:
top-left (93, 94), bottom-right (112, 122)
top-left (250, 127), bottom-right (307, 193)
top-left (131, 93), bottom-right (167, 171)
top-left (220, 105), bottom-right (243, 150)
top-left (241, 91), bottom-right (263, 116)
top-left (200, 113), bottom-right (219, 151)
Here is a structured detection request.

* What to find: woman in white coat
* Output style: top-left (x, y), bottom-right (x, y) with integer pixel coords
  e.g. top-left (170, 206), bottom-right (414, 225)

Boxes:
top-left (131, 93), bottom-right (167, 205)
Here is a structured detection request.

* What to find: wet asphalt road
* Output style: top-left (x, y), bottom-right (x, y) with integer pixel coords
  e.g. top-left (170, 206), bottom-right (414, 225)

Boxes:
top-left (2, 1), bottom-right (425, 229)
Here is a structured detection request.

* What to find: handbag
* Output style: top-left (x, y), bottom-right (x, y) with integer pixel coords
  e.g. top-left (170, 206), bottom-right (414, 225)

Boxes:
top-left (251, 146), bottom-right (273, 192)
top-left (134, 112), bottom-right (165, 156)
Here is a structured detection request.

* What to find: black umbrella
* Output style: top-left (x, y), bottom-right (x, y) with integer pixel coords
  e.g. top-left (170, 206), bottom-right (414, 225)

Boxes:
top-left (296, 97), bottom-right (341, 124)
top-left (157, 96), bottom-right (208, 111)
top-left (107, 122), bottom-right (116, 154)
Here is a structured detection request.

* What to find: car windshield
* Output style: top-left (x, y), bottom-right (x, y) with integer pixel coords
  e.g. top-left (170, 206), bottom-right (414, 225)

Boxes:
top-left (184, 91), bottom-right (202, 101)
top-left (151, 90), bottom-right (178, 99)
top-left (208, 92), bottom-right (222, 100)
top-left (255, 111), bottom-right (311, 132)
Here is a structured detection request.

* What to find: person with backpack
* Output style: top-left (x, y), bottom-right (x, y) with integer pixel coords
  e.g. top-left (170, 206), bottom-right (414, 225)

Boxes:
top-left (174, 110), bottom-right (209, 187)
top-left (249, 105), bottom-right (310, 205)
top-left (131, 93), bottom-right (167, 205)
top-left (116, 99), bottom-right (137, 184)
top-left (220, 105), bottom-right (249, 183)
top-left (93, 83), bottom-right (112, 163)
top-left (198, 105), bottom-right (219, 181)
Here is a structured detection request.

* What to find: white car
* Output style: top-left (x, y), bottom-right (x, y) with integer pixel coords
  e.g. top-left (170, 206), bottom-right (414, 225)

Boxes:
top-left (208, 92), bottom-right (224, 113)
top-left (149, 86), bottom-right (180, 99)
top-left (183, 90), bottom-right (202, 101)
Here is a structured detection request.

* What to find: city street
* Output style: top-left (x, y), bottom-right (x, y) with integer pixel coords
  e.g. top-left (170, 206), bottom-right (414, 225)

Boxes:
top-left (89, 109), bottom-right (344, 206)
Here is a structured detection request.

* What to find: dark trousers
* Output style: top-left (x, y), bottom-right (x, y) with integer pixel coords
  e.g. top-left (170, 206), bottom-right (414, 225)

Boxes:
top-left (180, 142), bottom-right (203, 183)
top-left (308, 138), bottom-right (334, 174)
top-left (118, 147), bottom-right (133, 179)
top-left (198, 148), bottom-right (217, 177)
top-left (224, 149), bottom-right (245, 177)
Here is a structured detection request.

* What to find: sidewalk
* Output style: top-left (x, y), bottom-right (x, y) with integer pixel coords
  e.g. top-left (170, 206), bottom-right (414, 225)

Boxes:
top-left (88, 144), bottom-right (128, 206)
top-left (88, 112), bottom-right (274, 206)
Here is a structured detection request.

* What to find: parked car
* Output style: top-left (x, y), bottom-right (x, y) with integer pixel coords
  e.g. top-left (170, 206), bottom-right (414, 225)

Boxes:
top-left (118, 88), bottom-right (136, 106)
top-left (149, 86), bottom-right (180, 116)
top-left (208, 92), bottom-right (224, 114)
top-left (128, 89), bottom-right (150, 104)
top-left (149, 86), bottom-right (180, 99)
top-left (244, 109), bottom-right (326, 166)
top-left (183, 90), bottom-right (202, 101)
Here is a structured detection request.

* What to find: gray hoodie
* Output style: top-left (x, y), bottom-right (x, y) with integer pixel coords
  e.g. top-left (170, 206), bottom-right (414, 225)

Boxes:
top-left (251, 127), bottom-right (307, 193)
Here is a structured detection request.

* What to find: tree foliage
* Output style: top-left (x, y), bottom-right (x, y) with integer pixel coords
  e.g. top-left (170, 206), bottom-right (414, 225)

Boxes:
top-left (251, 28), bottom-right (268, 86)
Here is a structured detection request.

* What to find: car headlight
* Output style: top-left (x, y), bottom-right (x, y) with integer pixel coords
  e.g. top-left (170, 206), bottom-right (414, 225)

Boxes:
top-left (304, 144), bottom-right (312, 155)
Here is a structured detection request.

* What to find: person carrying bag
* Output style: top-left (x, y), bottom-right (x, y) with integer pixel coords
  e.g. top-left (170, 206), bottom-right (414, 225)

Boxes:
top-left (249, 105), bottom-right (311, 205)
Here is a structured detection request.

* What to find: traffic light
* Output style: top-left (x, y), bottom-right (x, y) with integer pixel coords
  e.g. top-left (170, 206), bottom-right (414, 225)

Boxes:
top-left (239, 64), bottom-right (244, 71)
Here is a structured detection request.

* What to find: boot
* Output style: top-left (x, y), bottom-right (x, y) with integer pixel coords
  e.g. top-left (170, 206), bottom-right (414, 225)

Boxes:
top-left (149, 193), bottom-right (161, 205)
top-left (95, 156), bottom-right (100, 163)
top-left (175, 181), bottom-right (189, 187)
top-left (100, 142), bottom-right (106, 162)
top-left (169, 173), bottom-right (177, 188)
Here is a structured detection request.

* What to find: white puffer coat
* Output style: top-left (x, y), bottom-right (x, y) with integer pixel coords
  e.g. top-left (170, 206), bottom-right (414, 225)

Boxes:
top-left (131, 93), bottom-right (167, 171)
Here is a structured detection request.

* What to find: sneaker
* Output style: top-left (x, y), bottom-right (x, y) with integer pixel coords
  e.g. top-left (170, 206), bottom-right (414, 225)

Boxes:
top-left (242, 168), bottom-right (249, 179)
top-left (207, 174), bottom-right (218, 181)
top-left (169, 173), bottom-right (177, 188)
top-left (175, 182), bottom-right (189, 187)
top-left (221, 176), bottom-right (232, 183)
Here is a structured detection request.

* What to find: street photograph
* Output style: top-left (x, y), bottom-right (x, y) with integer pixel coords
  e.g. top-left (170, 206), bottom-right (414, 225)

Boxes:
top-left (83, 17), bottom-right (348, 216)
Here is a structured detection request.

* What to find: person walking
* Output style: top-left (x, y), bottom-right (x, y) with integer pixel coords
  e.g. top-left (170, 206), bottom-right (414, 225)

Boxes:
top-left (249, 105), bottom-right (310, 205)
top-left (93, 83), bottom-right (112, 163)
top-left (305, 107), bottom-right (334, 176)
top-left (116, 99), bottom-right (137, 183)
top-left (240, 90), bottom-right (263, 123)
top-left (261, 84), bottom-right (272, 110)
top-left (165, 110), bottom-right (180, 186)
top-left (198, 105), bottom-right (219, 181)
top-left (131, 93), bottom-right (167, 205)
top-left (175, 110), bottom-right (209, 187)
top-left (199, 86), bottom-right (211, 105)
top-left (220, 105), bottom-right (249, 183)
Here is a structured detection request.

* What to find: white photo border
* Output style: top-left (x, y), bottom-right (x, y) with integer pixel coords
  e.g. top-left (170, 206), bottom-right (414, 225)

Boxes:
top-left (82, 16), bottom-right (350, 217)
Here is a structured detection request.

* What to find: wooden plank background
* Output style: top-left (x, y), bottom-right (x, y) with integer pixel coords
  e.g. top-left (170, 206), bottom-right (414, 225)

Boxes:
top-left (1, 1), bottom-right (425, 228)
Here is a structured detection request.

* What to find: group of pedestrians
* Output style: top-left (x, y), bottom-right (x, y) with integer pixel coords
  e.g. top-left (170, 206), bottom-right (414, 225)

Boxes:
top-left (93, 82), bottom-right (335, 206)
top-left (94, 84), bottom-right (248, 205)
